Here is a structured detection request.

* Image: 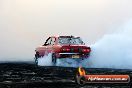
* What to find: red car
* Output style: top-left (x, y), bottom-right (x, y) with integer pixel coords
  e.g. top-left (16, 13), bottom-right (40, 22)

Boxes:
top-left (35, 36), bottom-right (91, 65)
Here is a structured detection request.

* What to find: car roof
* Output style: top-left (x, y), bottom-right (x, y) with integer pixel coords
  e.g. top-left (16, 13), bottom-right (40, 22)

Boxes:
top-left (51, 35), bottom-right (79, 38)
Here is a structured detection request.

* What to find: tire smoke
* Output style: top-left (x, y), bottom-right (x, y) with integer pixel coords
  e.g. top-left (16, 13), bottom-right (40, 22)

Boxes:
top-left (38, 21), bottom-right (132, 69)
top-left (82, 20), bottom-right (132, 69)
top-left (56, 59), bottom-right (81, 67)
top-left (38, 54), bottom-right (81, 67)
top-left (38, 53), bottom-right (53, 66)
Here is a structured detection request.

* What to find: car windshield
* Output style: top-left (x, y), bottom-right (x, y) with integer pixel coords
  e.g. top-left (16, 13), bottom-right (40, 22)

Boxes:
top-left (58, 37), bottom-right (84, 45)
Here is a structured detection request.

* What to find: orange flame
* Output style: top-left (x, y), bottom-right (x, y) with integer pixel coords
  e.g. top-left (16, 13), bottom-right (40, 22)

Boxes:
top-left (78, 66), bottom-right (86, 76)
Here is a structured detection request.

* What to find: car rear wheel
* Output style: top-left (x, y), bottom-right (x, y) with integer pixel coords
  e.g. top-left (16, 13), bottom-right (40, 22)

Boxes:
top-left (52, 53), bottom-right (57, 65)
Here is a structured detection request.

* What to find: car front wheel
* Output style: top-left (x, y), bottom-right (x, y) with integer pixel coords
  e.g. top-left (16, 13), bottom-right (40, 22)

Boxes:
top-left (52, 53), bottom-right (57, 65)
top-left (35, 52), bottom-right (39, 65)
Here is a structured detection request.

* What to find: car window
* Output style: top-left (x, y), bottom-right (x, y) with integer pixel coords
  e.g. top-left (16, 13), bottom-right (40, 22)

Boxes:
top-left (58, 37), bottom-right (84, 45)
top-left (51, 37), bottom-right (56, 45)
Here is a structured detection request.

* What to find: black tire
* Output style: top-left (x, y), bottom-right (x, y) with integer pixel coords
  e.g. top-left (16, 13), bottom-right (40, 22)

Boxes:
top-left (35, 52), bottom-right (39, 65)
top-left (52, 53), bottom-right (57, 65)
top-left (35, 57), bottom-right (38, 66)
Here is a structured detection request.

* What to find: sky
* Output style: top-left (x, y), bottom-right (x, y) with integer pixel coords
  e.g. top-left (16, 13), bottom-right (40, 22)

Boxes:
top-left (0, 0), bottom-right (132, 61)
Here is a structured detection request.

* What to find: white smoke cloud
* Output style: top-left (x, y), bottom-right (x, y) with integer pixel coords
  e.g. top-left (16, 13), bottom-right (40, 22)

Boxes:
top-left (38, 20), bottom-right (132, 69)
top-left (38, 53), bottom-right (81, 67)
top-left (56, 59), bottom-right (81, 67)
top-left (82, 20), bottom-right (132, 69)
top-left (38, 53), bottom-right (53, 66)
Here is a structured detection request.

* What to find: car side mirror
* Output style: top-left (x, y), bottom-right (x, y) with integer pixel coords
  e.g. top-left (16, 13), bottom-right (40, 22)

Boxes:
top-left (43, 43), bottom-right (47, 46)
top-left (43, 43), bottom-right (49, 46)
